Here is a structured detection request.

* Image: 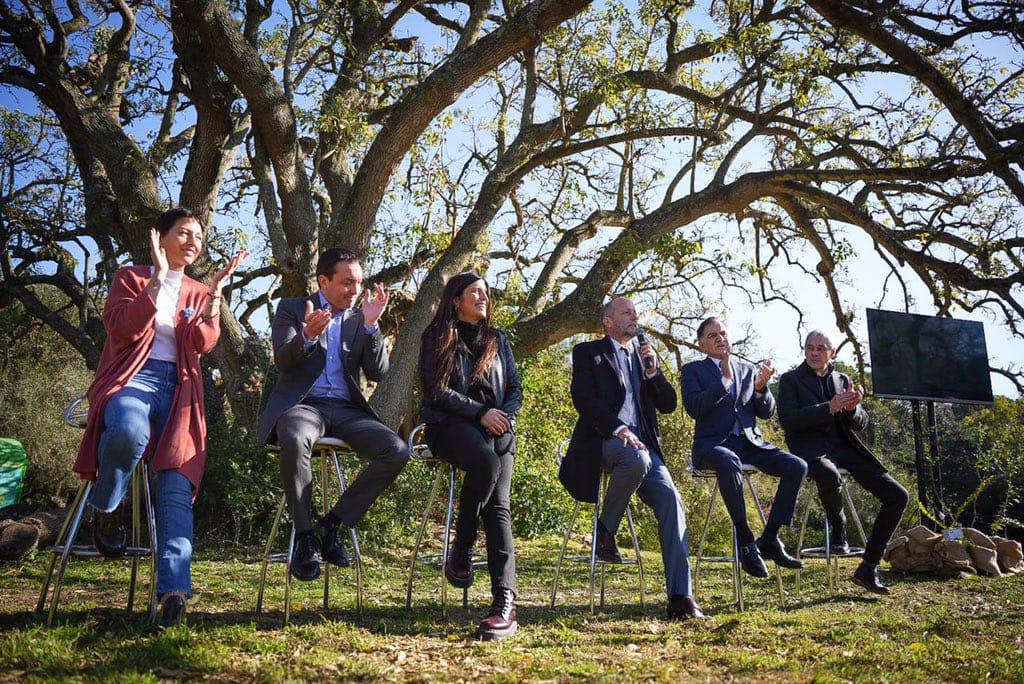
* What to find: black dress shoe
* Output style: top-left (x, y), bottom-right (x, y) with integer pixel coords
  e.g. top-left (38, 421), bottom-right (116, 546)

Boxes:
top-left (92, 507), bottom-right (126, 558)
top-left (829, 527), bottom-right (851, 555)
top-left (318, 518), bottom-right (352, 567)
top-left (739, 543), bottom-right (769, 578)
top-left (159, 593), bottom-right (187, 628)
top-left (596, 529), bottom-right (623, 564)
top-left (444, 544), bottom-right (474, 588)
top-left (478, 589), bottom-right (518, 641)
top-left (290, 532), bottom-right (321, 582)
top-left (852, 562), bottom-right (891, 595)
top-left (667, 595), bottom-right (707, 620)
top-left (757, 535), bottom-right (804, 569)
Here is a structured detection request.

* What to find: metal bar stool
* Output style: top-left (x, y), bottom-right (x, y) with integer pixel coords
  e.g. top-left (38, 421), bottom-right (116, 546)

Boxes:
top-left (404, 424), bottom-right (485, 617)
top-left (794, 467), bottom-right (869, 593)
top-left (549, 440), bottom-right (646, 614)
top-left (36, 397), bottom-right (158, 626)
top-left (255, 437), bottom-right (364, 624)
top-left (691, 463), bottom-right (785, 611)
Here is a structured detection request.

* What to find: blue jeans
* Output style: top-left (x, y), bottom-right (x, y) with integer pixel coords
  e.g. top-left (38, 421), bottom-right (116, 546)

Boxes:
top-left (89, 358), bottom-right (194, 596)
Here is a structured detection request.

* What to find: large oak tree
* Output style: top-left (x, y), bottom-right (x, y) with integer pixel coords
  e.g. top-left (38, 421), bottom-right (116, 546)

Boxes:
top-left (2, 0), bottom-right (1021, 431)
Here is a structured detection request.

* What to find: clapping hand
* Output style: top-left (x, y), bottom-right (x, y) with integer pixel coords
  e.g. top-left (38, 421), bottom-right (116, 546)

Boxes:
top-left (303, 299), bottom-right (332, 341)
top-left (362, 283), bottom-right (389, 327)
top-left (843, 385), bottom-right (865, 411)
top-left (210, 248), bottom-right (251, 295)
top-left (149, 228), bottom-right (169, 280)
top-left (754, 359), bottom-right (776, 391)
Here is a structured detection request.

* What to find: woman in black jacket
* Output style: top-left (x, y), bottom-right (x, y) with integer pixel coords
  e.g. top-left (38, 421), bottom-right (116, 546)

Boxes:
top-left (419, 272), bottom-right (523, 641)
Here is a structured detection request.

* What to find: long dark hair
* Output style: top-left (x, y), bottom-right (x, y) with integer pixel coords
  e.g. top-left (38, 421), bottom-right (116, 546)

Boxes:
top-left (425, 272), bottom-right (499, 394)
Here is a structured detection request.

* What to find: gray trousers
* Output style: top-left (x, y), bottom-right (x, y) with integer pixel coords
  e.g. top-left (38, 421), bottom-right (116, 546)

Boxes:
top-left (600, 437), bottom-right (692, 598)
top-left (275, 397), bottom-right (409, 532)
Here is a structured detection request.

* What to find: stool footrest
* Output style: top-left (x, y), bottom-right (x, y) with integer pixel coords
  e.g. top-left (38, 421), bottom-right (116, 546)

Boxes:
top-left (800, 546), bottom-right (865, 559)
top-left (47, 545), bottom-right (153, 558)
top-left (412, 552), bottom-right (487, 568)
top-left (698, 555), bottom-right (737, 563)
top-left (563, 555), bottom-right (637, 566)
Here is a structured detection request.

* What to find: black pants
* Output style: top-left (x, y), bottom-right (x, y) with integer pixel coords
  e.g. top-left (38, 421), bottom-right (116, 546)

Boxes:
top-left (275, 397), bottom-right (409, 532)
top-left (803, 444), bottom-right (909, 565)
top-left (426, 417), bottom-right (516, 597)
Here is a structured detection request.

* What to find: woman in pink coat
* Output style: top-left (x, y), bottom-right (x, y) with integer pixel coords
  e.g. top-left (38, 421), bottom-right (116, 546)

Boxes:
top-left (73, 207), bottom-right (248, 627)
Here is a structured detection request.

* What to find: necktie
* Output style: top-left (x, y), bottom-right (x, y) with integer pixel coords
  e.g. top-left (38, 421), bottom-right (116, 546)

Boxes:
top-left (622, 347), bottom-right (644, 436)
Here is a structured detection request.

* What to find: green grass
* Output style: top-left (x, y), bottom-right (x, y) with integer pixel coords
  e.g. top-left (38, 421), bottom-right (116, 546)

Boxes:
top-left (2, 538), bottom-right (1023, 682)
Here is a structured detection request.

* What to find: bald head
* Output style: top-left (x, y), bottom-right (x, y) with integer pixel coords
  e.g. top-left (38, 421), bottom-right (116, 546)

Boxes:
top-left (602, 297), bottom-right (639, 343)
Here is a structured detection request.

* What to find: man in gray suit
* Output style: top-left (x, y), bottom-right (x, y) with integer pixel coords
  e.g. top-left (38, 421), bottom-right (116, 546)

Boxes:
top-left (258, 248), bottom-right (409, 581)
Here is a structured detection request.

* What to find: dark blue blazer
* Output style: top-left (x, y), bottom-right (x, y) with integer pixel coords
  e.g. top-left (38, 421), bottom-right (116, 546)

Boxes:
top-left (560, 336), bottom-right (677, 503)
top-left (680, 356), bottom-right (776, 460)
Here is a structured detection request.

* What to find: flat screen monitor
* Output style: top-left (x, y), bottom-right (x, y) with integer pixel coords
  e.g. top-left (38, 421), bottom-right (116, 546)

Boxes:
top-left (866, 308), bottom-right (994, 405)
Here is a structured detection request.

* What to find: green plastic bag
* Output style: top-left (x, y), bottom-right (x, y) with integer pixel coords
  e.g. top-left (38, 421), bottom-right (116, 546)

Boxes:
top-left (0, 438), bottom-right (28, 507)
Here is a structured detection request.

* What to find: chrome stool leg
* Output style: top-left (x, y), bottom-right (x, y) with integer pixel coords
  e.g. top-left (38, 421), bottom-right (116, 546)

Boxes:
top-left (330, 448), bottom-right (364, 619)
top-left (624, 504), bottom-right (645, 609)
top-left (549, 500), bottom-right (582, 608)
top-left (588, 474), bottom-right (604, 614)
top-left (795, 494), bottom-right (814, 592)
top-left (745, 472), bottom-right (785, 607)
top-left (256, 493), bottom-right (288, 616)
top-left (440, 463), bottom-right (456, 618)
top-left (321, 449), bottom-right (331, 612)
top-left (732, 527), bottom-right (743, 610)
top-left (405, 462), bottom-right (445, 609)
top-left (692, 479), bottom-right (720, 598)
top-left (126, 467), bottom-right (142, 614)
top-left (44, 482), bottom-right (92, 625)
top-left (284, 524), bottom-right (296, 624)
top-left (141, 467), bottom-right (159, 624)
top-left (36, 481), bottom-right (89, 615)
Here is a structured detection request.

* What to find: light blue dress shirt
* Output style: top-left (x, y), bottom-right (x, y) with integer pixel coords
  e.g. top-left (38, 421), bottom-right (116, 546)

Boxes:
top-left (304, 292), bottom-right (379, 402)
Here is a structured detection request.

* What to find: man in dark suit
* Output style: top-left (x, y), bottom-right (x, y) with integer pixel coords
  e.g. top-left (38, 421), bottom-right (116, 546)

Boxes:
top-left (560, 297), bottom-right (703, 620)
top-left (777, 330), bottom-right (909, 594)
top-left (680, 316), bottom-right (807, 578)
top-left (257, 248), bottom-right (409, 581)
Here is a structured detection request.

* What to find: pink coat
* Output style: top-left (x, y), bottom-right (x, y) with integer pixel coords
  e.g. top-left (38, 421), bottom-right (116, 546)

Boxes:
top-left (74, 265), bottom-right (221, 491)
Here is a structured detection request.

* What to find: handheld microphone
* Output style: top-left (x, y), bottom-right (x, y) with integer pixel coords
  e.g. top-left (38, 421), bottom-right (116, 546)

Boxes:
top-left (635, 327), bottom-right (656, 371)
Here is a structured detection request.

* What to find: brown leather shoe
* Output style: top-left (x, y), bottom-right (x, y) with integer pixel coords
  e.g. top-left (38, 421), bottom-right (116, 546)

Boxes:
top-left (596, 529), bottom-right (623, 564)
top-left (92, 507), bottom-right (126, 559)
top-left (158, 593), bottom-right (187, 628)
top-left (477, 589), bottom-right (517, 641)
top-left (667, 595), bottom-right (707, 620)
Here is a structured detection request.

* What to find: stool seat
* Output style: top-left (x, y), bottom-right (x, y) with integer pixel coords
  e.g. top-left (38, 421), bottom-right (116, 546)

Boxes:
top-left (688, 463), bottom-right (761, 479)
top-left (38, 397), bottom-right (157, 626)
top-left (313, 437), bottom-right (351, 449)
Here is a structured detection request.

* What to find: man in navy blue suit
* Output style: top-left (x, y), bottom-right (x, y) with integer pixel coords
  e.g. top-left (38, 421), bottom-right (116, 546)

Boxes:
top-left (681, 316), bottom-right (807, 578)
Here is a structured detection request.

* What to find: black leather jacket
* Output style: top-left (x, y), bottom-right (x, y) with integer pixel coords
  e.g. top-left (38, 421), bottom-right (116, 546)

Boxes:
top-left (418, 324), bottom-right (523, 425)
